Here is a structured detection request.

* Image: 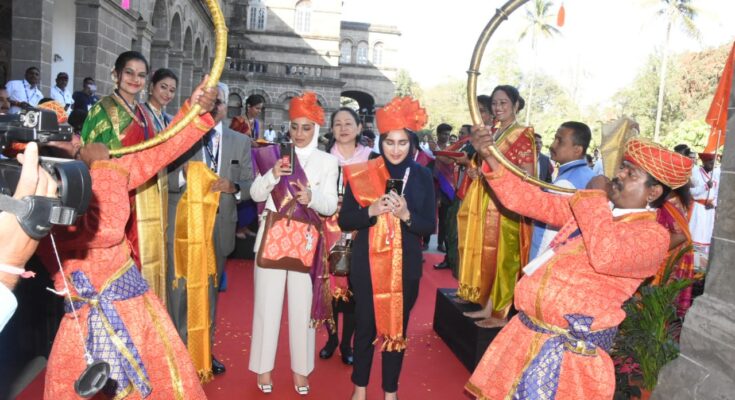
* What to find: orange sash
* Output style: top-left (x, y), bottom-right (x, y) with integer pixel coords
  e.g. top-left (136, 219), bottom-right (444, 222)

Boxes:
top-left (344, 158), bottom-right (406, 351)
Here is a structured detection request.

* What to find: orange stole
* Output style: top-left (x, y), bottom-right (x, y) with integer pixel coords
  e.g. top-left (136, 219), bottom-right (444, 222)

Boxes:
top-left (173, 162), bottom-right (221, 382)
top-left (344, 158), bottom-right (406, 351)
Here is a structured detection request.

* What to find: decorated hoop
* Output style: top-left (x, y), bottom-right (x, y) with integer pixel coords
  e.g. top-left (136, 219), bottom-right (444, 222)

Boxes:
top-left (108, 0), bottom-right (228, 156)
top-left (466, 0), bottom-right (575, 193)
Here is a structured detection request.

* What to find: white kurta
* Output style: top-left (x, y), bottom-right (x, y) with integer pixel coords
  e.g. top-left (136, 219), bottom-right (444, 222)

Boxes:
top-left (248, 148), bottom-right (338, 376)
top-left (689, 166), bottom-right (720, 269)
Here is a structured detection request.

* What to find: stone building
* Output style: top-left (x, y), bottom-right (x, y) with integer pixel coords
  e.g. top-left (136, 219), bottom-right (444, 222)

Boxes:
top-left (0, 0), bottom-right (399, 129)
top-left (224, 0), bottom-right (399, 128)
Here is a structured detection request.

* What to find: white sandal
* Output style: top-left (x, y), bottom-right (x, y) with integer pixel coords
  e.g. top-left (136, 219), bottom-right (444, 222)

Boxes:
top-left (294, 384), bottom-right (310, 395)
top-left (257, 383), bottom-right (273, 394)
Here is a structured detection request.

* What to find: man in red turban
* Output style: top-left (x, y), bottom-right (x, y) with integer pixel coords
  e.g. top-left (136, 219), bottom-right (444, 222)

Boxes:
top-left (465, 132), bottom-right (692, 400)
top-left (689, 151), bottom-right (720, 270)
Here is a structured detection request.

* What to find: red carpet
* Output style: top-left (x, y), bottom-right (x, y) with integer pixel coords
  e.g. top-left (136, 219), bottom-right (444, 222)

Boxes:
top-left (18, 253), bottom-right (471, 399)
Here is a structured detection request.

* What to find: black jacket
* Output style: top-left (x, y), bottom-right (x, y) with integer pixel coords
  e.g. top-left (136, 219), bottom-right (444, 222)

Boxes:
top-left (338, 160), bottom-right (436, 281)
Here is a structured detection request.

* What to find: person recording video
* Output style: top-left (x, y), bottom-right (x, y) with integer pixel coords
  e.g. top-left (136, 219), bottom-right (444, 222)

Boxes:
top-left (0, 142), bottom-right (58, 332)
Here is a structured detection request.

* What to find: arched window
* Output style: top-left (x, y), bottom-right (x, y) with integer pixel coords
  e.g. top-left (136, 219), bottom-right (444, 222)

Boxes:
top-left (356, 41), bottom-right (369, 65)
top-left (340, 40), bottom-right (352, 63)
top-left (247, 0), bottom-right (267, 31)
top-left (372, 42), bottom-right (384, 65)
top-left (294, 0), bottom-right (311, 34)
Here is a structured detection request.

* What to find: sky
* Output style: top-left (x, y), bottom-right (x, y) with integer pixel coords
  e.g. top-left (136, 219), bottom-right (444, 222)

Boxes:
top-left (341, 0), bottom-right (735, 107)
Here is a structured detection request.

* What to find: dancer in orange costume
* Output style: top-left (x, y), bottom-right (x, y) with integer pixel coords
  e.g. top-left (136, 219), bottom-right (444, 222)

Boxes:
top-left (43, 77), bottom-right (216, 399)
top-left (465, 131), bottom-right (692, 400)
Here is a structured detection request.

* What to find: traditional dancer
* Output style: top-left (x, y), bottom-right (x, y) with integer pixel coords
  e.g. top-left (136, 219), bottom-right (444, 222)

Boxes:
top-left (465, 130), bottom-right (692, 400)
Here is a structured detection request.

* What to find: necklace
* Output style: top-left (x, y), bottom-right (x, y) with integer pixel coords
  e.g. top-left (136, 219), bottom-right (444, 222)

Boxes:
top-left (144, 102), bottom-right (167, 132)
top-left (114, 90), bottom-right (149, 139)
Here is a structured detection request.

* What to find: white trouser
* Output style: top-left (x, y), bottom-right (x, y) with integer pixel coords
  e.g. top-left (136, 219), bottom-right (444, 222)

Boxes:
top-left (248, 265), bottom-right (315, 376)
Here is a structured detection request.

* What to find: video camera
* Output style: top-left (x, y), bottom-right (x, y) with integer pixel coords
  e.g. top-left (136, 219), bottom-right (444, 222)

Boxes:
top-left (0, 108), bottom-right (92, 239)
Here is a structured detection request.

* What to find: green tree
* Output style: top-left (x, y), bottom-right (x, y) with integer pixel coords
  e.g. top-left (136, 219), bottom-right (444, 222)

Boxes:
top-left (519, 0), bottom-right (561, 125)
top-left (650, 0), bottom-right (700, 141)
top-left (395, 69), bottom-right (422, 98)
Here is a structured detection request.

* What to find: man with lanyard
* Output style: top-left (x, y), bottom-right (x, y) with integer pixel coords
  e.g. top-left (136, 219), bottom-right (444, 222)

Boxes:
top-left (530, 121), bottom-right (596, 260)
top-left (688, 151), bottom-right (720, 270)
top-left (466, 126), bottom-right (692, 399)
top-left (166, 82), bottom-right (253, 377)
top-left (6, 66), bottom-right (43, 114)
top-left (49, 72), bottom-right (74, 113)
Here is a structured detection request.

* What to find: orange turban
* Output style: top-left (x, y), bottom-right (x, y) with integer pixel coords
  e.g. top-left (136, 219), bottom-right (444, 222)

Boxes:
top-left (623, 138), bottom-right (693, 189)
top-left (375, 97), bottom-right (428, 134)
top-left (289, 92), bottom-right (324, 126)
top-left (698, 152), bottom-right (716, 162)
top-left (38, 101), bottom-right (68, 124)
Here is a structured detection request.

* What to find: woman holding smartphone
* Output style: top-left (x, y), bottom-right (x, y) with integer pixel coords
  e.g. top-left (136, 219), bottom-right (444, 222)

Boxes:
top-left (249, 92), bottom-right (339, 395)
top-left (340, 97), bottom-right (436, 400)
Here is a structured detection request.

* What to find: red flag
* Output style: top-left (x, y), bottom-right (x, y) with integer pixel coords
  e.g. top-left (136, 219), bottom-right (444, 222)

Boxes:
top-left (556, 3), bottom-right (566, 27)
top-left (704, 41), bottom-right (735, 152)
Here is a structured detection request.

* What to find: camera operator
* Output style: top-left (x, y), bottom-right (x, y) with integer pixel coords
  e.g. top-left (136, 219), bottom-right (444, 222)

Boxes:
top-left (0, 142), bottom-right (58, 332)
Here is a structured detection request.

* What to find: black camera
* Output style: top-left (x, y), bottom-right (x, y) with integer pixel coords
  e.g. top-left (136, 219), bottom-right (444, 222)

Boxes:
top-left (0, 108), bottom-right (92, 239)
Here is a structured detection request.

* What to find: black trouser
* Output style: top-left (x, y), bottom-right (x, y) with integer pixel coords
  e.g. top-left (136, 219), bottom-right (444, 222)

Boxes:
top-left (325, 297), bottom-right (355, 350)
top-left (437, 201), bottom-right (450, 248)
top-left (351, 276), bottom-right (420, 392)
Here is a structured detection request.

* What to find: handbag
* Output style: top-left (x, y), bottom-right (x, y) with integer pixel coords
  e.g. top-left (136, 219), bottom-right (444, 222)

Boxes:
top-left (328, 233), bottom-right (353, 276)
top-left (256, 199), bottom-right (318, 273)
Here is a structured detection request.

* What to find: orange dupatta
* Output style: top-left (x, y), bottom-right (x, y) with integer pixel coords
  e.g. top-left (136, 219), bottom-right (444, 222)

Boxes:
top-left (344, 158), bottom-right (407, 351)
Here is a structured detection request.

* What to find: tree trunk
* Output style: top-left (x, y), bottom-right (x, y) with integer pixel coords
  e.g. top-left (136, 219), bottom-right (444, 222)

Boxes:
top-left (654, 18), bottom-right (673, 142)
top-left (525, 29), bottom-right (537, 126)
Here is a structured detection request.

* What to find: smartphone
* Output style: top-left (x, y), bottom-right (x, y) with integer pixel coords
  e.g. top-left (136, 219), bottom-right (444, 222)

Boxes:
top-left (279, 142), bottom-right (294, 175)
top-left (337, 166), bottom-right (345, 196)
top-left (385, 179), bottom-right (404, 196)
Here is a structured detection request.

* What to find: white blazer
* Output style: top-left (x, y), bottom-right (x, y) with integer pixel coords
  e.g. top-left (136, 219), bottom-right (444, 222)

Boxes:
top-left (250, 149), bottom-right (339, 251)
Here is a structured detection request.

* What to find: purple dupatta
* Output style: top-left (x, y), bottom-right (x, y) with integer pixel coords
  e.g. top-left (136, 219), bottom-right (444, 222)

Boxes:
top-left (252, 144), bottom-right (332, 327)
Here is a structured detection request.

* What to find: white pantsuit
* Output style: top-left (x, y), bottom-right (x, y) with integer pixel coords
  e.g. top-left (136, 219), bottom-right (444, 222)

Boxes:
top-left (248, 148), bottom-right (339, 376)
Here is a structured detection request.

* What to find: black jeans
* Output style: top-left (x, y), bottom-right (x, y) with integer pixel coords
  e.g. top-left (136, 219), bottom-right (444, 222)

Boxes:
top-left (351, 276), bottom-right (420, 392)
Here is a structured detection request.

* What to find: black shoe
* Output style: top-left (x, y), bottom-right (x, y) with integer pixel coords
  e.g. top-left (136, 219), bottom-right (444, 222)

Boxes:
top-left (437, 243), bottom-right (446, 253)
top-left (319, 340), bottom-right (338, 359)
top-left (212, 357), bottom-right (226, 375)
top-left (340, 346), bottom-right (354, 365)
top-left (433, 261), bottom-right (449, 270)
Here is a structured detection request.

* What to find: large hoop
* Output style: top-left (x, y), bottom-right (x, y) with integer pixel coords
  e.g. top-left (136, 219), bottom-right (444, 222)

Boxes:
top-left (108, 0), bottom-right (228, 156)
top-left (467, 0), bottom-right (575, 193)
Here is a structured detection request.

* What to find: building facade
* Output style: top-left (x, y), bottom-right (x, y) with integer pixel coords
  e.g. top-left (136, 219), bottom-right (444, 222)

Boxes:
top-left (0, 0), bottom-right (399, 129)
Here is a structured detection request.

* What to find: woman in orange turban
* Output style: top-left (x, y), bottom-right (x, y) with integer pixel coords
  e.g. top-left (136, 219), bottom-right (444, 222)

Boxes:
top-left (248, 92), bottom-right (339, 395)
top-left (340, 97), bottom-right (436, 400)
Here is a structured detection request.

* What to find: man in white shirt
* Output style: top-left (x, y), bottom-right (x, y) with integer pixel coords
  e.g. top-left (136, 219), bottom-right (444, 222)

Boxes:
top-left (49, 72), bottom-right (74, 112)
top-left (6, 66), bottom-right (43, 114)
top-left (263, 123), bottom-right (277, 142)
top-left (689, 152), bottom-right (720, 270)
top-left (0, 143), bottom-right (58, 332)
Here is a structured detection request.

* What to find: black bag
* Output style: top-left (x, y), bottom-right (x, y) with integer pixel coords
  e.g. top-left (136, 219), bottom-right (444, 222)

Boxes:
top-left (328, 234), bottom-right (352, 276)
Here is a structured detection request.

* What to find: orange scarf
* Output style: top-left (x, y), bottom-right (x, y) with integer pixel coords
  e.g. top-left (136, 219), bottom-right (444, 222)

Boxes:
top-left (344, 158), bottom-right (406, 351)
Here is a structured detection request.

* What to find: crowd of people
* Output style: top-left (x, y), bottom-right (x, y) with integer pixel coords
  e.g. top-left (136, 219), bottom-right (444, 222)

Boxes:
top-left (0, 50), bottom-right (722, 400)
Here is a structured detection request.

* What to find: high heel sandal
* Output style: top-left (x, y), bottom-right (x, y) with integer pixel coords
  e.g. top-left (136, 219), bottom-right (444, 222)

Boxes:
top-left (294, 384), bottom-right (310, 395)
top-left (257, 383), bottom-right (273, 394)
